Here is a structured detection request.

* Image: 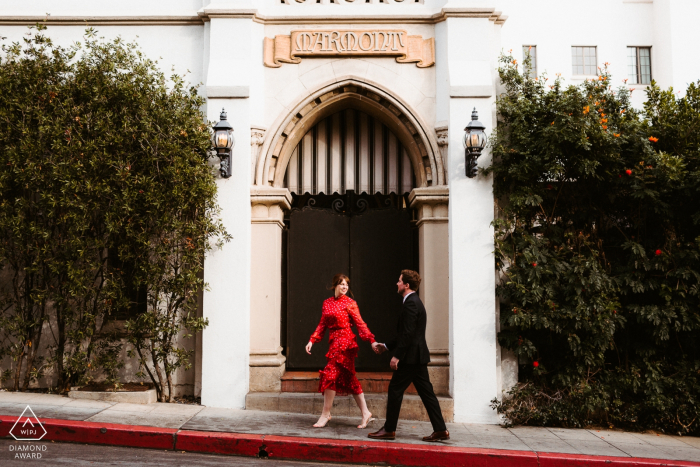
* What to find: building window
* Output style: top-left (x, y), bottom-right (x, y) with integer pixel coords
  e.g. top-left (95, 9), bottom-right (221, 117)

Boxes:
top-left (628, 47), bottom-right (651, 84)
top-left (522, 45), bottom-right (537, 77)
top-left (571, 46), bottom-right (597, 75)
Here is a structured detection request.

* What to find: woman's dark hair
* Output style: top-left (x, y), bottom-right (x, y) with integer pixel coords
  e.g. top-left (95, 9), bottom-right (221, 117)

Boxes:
top-left (328, 273), bottom-right (353, 297)
top-left (401, 269), bottom-right (421, 291)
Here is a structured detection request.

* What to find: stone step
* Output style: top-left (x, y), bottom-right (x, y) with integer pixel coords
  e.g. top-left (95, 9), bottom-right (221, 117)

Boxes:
top-left (281, 371), bottom-right (418, 394)
top-left (245, 392), bottom-right (453, 423)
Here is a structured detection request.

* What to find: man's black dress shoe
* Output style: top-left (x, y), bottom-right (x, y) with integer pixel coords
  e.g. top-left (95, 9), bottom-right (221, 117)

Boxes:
top-left (368, 427), bottom-right (396, 440)
top-left (423, 430), bottom-right (450, 442)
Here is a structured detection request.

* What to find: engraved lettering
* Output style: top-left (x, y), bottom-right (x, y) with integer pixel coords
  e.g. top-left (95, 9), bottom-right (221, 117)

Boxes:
top-left (390, 32), bottom-right (400, 51)
top-left (295, 32), bottom-right (313, 52)
top-left (358, 32), bottom-right (374, 51)
top-left (341, 31), bottom-right (358, 51)
top-left (312, 32), bottom-right (324, 52)
top-left (378, 32), bottom-right (391, 51)
top-left (396, 32), bottom-right (405, 48)
top-left (321, 33), bottom-right (333, 51)
top-left (265, 29), bottom-right (433, 68)
top-left (329, 31), bottom-right (343, 52)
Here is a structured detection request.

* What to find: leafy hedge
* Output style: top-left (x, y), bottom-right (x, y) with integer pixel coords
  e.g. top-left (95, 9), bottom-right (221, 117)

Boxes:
top-left (0, 26), bottom-right (227, 401)
top-left (488, 53), bottom-right (700, 435)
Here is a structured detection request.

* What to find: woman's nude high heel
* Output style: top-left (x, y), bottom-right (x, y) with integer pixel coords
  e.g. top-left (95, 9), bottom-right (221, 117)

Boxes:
top-left (357, 413), bottom-right (375, 429)
top-left (313, 414), bottom-right (332, 428)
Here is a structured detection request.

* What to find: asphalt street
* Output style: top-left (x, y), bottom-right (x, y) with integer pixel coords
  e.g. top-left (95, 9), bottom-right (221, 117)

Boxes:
top-left (0, 440), bottom-right (359, 466)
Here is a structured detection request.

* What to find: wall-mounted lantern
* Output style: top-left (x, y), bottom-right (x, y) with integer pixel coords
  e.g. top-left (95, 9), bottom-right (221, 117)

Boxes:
top-left (463, 108), bottom-right (487, 178)
top-left (211, 108), bottom-right (235, 178)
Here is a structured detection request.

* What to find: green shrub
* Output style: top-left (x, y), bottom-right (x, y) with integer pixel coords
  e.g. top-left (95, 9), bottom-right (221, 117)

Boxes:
top-left (0, 25), bottom-right (227, 397)
top-left (488, 53), bottom-right (700, 435)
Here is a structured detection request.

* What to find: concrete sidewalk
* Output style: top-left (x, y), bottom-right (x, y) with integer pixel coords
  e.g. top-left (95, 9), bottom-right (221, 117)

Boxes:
top-left (0, 391), bottom-right (699, 464)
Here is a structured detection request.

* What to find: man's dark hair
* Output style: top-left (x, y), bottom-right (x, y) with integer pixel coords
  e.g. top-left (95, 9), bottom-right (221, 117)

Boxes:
top-left (401, 269), bottom-right (421, 291)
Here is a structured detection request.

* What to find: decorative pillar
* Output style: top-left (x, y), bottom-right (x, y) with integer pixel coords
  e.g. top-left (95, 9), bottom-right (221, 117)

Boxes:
top-left (201, 2), bottom-right (260, 409)
top-left (249, 186), bottom-right (292, 392)
top-left (409, 186), bottom-right (450, 396)
top-left (436, 5), bottom-right (502, 423)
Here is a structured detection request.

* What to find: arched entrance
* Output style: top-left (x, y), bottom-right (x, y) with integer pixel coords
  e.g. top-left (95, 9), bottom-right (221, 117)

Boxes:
top-left (282, 108), bottom-right (417, 371)
top-left (248, 79), bottom-right (449, 398)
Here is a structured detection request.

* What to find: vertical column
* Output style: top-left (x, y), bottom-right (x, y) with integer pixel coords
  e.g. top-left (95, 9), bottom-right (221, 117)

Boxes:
top-left (201, 7), bottom-right (258, 409)
top-left (437, 8), bottom-right (501, 423)
top-left (652, 0), bottom-right (700, 93)
top-left (249, 187), bottom-right (292, 392)
top-left (409, 186), bottom-right (450, 396)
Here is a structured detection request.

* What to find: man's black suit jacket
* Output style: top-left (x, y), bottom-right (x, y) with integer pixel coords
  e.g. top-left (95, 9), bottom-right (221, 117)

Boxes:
top-left (386, 292), bottom-right (431, 365)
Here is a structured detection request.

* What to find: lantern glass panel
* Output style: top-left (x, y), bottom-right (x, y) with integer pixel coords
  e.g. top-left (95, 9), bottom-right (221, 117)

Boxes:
top-left (217, 131), bottom-right (229, 148)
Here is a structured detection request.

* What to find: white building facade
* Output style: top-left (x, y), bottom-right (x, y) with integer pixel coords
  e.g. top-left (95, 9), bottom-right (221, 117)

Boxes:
top-left (2, 0), bottom-right (699, 424)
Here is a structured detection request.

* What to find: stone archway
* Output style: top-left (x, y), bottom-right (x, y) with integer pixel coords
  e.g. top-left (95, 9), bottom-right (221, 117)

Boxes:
top-left (256, 79), bottom-right (445, 189)
top-left (248, 78), bottom-right (450, 398)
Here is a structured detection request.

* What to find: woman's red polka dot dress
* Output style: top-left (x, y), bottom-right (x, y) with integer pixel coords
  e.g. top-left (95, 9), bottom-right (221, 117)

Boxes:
top-left (309, 294), bottom-right (375, 396)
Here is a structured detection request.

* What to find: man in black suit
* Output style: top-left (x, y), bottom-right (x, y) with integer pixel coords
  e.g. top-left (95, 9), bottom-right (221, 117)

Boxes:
top-left (368, 269), bottom-right (449, 442)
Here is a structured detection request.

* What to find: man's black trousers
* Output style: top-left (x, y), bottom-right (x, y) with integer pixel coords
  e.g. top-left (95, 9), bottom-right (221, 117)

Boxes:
top-left (383, 363), bottom-right (446, 432)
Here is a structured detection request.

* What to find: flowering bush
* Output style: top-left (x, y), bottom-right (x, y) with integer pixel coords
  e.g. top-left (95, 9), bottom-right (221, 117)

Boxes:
top-left (488, 53), bottom-right (700, 435)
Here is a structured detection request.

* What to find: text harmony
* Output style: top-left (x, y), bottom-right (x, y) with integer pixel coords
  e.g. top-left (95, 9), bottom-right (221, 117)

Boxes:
top-left (264, 29), bottom-right (435, 68)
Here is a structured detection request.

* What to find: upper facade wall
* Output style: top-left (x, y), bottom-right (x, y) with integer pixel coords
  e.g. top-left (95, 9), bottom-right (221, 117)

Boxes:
top-left (2, 0), bottom-right (698, 115)
top-left (0, 0), bottom-right (204, 15)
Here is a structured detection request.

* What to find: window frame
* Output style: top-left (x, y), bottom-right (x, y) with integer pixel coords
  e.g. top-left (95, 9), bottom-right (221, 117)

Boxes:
top-left (571, 46), bottom-right (598, 77)
top-left (627, 46), bottom-right (652, 85)
top-left (522, 45), bottom-right (537, 78)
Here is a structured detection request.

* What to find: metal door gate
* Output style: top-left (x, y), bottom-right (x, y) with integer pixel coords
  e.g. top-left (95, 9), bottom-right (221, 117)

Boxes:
top-left (284, 192), bottom-right (417, 371)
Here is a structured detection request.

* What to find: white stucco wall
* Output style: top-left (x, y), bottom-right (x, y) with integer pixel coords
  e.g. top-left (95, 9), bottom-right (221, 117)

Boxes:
top-left (1, 0), bottom-right (699, 419)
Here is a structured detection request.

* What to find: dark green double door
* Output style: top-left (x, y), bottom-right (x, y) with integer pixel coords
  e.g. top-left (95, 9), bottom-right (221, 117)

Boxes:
top-left (285, 195), bottom-right (416, 371)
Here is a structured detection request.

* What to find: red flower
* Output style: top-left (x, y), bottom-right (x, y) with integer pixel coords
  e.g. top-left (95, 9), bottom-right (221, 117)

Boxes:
top-left (533, 361), bottom-right (539, 368)
top-left (655, 249), bottom-right (662, 256)
top-left (625, 169), bottom-right (632, 176)
top-left (648, 136), bottom-right (659, 143)
top-left (532, 262), bottom-right (537, 267)
top-left (613, 310), bottom-right (617, 314)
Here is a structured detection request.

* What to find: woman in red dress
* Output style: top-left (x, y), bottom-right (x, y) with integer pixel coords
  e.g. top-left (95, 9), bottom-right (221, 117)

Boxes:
top-left (305, 274), bottom-right (376, 429)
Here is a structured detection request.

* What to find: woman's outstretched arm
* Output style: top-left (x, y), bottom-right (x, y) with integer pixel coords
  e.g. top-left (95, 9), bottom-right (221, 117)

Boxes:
top-left (348, 302), bottom-right (376, 343)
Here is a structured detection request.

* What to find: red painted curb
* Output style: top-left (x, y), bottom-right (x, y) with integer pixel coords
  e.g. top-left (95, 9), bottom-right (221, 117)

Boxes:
top-left (175, 431), bottom-right (263, 457)
top-left (263, 435), bottom-right (540, 467)
top-left (0, 415), bottom-right (176, 450)
top-left (2, 415), bottom-right (699, 467)
top-left (538, 452), bottom-right (700, 467)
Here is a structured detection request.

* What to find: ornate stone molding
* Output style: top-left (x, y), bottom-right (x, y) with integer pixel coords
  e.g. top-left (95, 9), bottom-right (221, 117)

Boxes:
top-left (435, 124), bottom-right (448, 176)
top-left (250, 347), bottom-right (286, 367)
top-left (409, 186), bottom-right (449, 227)
top-left (250, 186), bottom-right (292, 228)
top-left (0, 15), bottom-right (203, 25)
top-left (428, 349), bottom-right (449, 367)
top-left (0, 8), bottom-right (507, 26)
top-left (258, 79), bottom-right (444, 188)
top-left (251, 127), bottom-right (266, 184)
top-left (250, 347), bottom-right (286, 393)
top-left (264, 30), bottom-right (435, 68)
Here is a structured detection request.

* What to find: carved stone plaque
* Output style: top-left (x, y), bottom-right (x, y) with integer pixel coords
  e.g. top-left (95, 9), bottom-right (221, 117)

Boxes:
top-left (264, 29), bottom-right (434, 68)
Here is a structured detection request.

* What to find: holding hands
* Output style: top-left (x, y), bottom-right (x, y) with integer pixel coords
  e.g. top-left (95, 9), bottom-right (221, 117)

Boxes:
top-left (371, 342), bottom-right (386, 355)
